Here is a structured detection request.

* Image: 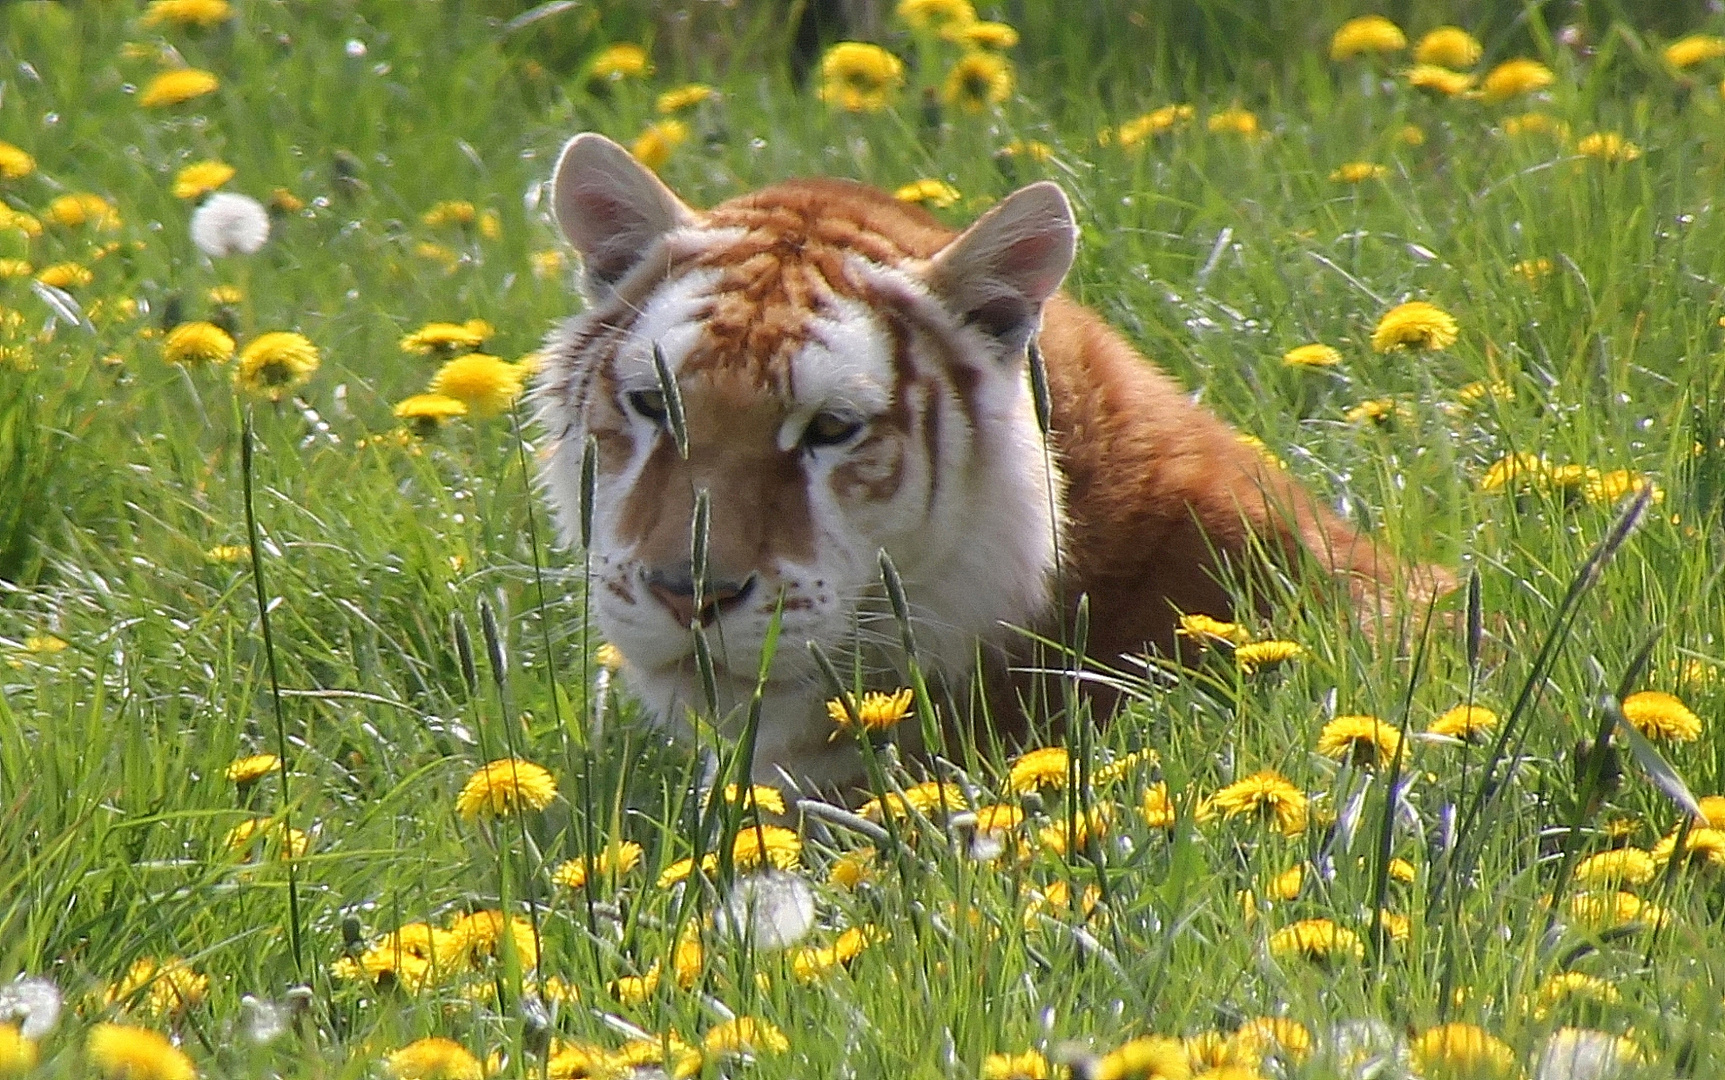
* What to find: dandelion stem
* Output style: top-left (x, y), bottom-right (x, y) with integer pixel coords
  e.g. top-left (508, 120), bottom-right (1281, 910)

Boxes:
top-left (240, 409), bottom-right (304, 978)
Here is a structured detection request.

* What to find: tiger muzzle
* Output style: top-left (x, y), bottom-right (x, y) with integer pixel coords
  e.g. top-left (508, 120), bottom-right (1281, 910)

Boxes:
top-left (643, 563), bottom-right (759, 629)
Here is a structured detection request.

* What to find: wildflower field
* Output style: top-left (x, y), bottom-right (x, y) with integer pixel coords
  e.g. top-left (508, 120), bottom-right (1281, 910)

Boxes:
top-left (5, 1), bottom-right (1725, 1077)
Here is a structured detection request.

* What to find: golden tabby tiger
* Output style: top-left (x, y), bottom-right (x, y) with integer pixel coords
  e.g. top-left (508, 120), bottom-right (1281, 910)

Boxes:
top-left (537, 133), bottom-right (1447, 796)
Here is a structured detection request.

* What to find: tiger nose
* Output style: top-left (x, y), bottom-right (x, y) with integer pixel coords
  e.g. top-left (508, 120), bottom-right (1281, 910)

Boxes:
top-left (644, 564), bottom-right (758, 628)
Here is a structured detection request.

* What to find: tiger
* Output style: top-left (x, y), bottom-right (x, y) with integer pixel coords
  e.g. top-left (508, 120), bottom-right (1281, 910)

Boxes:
top-left (535, 132), bottom-right (1450, 798)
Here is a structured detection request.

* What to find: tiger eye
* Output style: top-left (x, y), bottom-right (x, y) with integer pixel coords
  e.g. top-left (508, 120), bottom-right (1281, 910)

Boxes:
top-left (626, 389), bottom-right (667, 422)
top-left (803, 412), bottom-right (863, 448)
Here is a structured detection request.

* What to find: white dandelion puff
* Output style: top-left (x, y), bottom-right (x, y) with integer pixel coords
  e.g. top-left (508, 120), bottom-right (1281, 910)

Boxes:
top-left (0, 975), bottom-right (63, 1041)
top-left (191, 191), bottom-right (270, 257)
top-left (716, 870), bottom-right (817, 950)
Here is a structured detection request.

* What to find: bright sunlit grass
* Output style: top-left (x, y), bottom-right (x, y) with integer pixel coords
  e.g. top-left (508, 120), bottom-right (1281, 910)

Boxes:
top-left (2, 2), bottom-right (1724, 1078)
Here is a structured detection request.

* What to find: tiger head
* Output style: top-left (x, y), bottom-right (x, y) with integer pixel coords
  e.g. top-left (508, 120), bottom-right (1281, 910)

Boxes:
top-left (536, 133), bottom-right (1076, 793)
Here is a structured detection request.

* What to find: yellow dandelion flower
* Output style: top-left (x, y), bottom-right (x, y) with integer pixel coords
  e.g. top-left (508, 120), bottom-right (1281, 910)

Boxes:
top-left (172, 160), bottom-right (234, 200)
top-left (400, 318), bottom-right (492, 356)
top-left (631, 119), bottom-right (690, 172)
top-left (1281, 344), bottom-right (1341, 369)
top-left (790, 925), bottom-right (882, 981)
top-left (224, 817), bottom-right (310, 859)
top-left (1331, 161), bottom-right (1388, 184)
top-left (672, 930), bottom-right (704, 988)
top-left (1344, 398), bottom-right (1408, 426)
top-left (442, 910), bottom-right (541, 969)
top-left (0, 259), bottom-right (31, 278)
top-left (1268, 918), bottom-right (1364, 963)
top-left (943, 51), bottom-right (1013, 113)
top-left (139, 68), bottom-right (220, 107)
top-left (1479, 452), bottom-right (1546, 493)
top-left (1481, 58), bottom-right (1556, 102)
top-left (208, 284), bottom-right (243, 306)
top-left (829, 846), bottom-right (876, 889)
top-left (36, 262), bottom-right (93, 290)
top-left (1406, 64), bottom-right (1475, 96)
top-left (1567, 890), bottom-right (1669, 930)
top-left (1399, 123), bottom-right (1427, 146)
top-left (954, 21), bottom-right (1018, 51)
top-left (1317, 715), bottom-right (1402, 767)
top-left (1207, 106), bottom-right (1260, 137)
top-left (1023, 879), bottom-right (1102, 928)
top-left (704, 1017), bottom-right (788, 1057)
top-left (1574, 848), bottom-right (1657, 888)
top-left (1696, 794), bottom-right (1725, 827)
top-left (1227, 1018), bottom-right (1311, 1064)
top-left (720, 782), bottom-right (788, 816)
top-left (1268, 863), bottom-right (1304, 901)
top-left (1575, 131), bottom-right (1640, 163)
top-left (420, 200), bottom-right (476, 228)
top-left (161, 321), bottom-right (234, 366)
top-left (0, 208), bottom-right (41, 238)
top-left (1038, 803), bottom-right (1112, 855)
top-left (595, 641), bottom-right (625, 671)
top-left (981, 1049), bottom-right (1050, 1079)
top-left (1666, 34), bottom-right (1725, 69)
top-left (1429, 704), bottom-right (1498, 741)
top-left (1410, 1024), bottom-right (1516, 1079)
top-left (730, 822), bottom-right (802, 872)
top-left (1388, 857), bottom-right (1417, 883)
top-left (1210, 771), bottom-right (1307, 835)
top-left (656, 856), bottom-right (704, 889)
top-left (21, 634), bottom-right (67, 655)
top-left (894, 178), bottom-right (962, 208)
top-left (267, 187), bottom-right (304, 214)
top-left (530, 249), bottom-right (567, 279)
top-left (47, 192), bottom-right (121, 230)
top-left (429, 353), bottom-right (526, 417)
top-left (589, 43), bottom-right (651, 82)
top-left (1089, 1035), bottom-right (1189, 1080)
top-left (1535, 972), bottom-right (1620, 1016)
top-left (1114, 104), bottom-right (1196, 148)
top-left (104, 957), bottom-right (209, 1016)
top-left (1009, 745), bottom-right (1071, 792)
top-left (818, 42), bottom-right (905, 112)
top-left (1371, 300), bottom-right (1458, 352)
top-left (1092, 748), bottom-right (1159, 786)
top-left (1652, 827), bottom-right (1725, 870)
top-left (0, 1023), bottom-right (36, 1073)
top-left (87, 1024), bottom-right (197, 1080)
top-left (1511, 257), bottom-right (1554, 283)
top-left (1502, 111), bottom-right (1565, 137)
top-left (235, 331), bottom-right (320, 400)
top-left (454, 759), bottom-right (557, 820)
top-left (225, 752), bottom-right (278, 783)
top-left (1139, 782), bottom-right (1177, 829)
top-left (827, 688), bottom-right (915, 733)
top-left (897, 0), bottom-right (975, 34)
top-left (393, 393), bottom-right (468, 435)
top-left (205, 544), bottom-right (249, 562)
top-left (860, 780), bottom-right (965, 821)
top-left (1331, 15), bottom-right (1406, 60)
top-left (1415, 27), bottom-right (1482, 68)
top-left (972, 803), bottom-right (1026, 835)
top-left (141, 0), bottom-right (232, 28)
top-left (386, 1038), bottom-right (483, 1080)
top-left (1234, 640), bottom-right (1306, 672)
top-left (1582, 469), bottom-right (1661, 506)
top-left (656, 84), bottom-right (717, 114)
top-left (0, 141), bottom-right (35, 180)
top-left (1620, 690), bottom-right (1702, 742)
top-left (552, 840), bottom-right (644, 889)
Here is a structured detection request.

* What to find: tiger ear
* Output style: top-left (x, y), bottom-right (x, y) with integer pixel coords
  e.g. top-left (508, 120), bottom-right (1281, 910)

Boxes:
top-left (926, 181), bottom-right (1076, 356)
top-left (551, 132), bottom-right (698, 297)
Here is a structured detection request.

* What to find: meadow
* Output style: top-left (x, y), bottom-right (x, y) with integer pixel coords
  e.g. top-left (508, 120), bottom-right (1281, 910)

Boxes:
top-left (3, 0), bottom-right (1725, 1077)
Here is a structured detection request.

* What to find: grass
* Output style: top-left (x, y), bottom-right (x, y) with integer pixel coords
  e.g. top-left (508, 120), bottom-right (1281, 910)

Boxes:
top-left (3, 1), bottom-right (1725, 1077)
